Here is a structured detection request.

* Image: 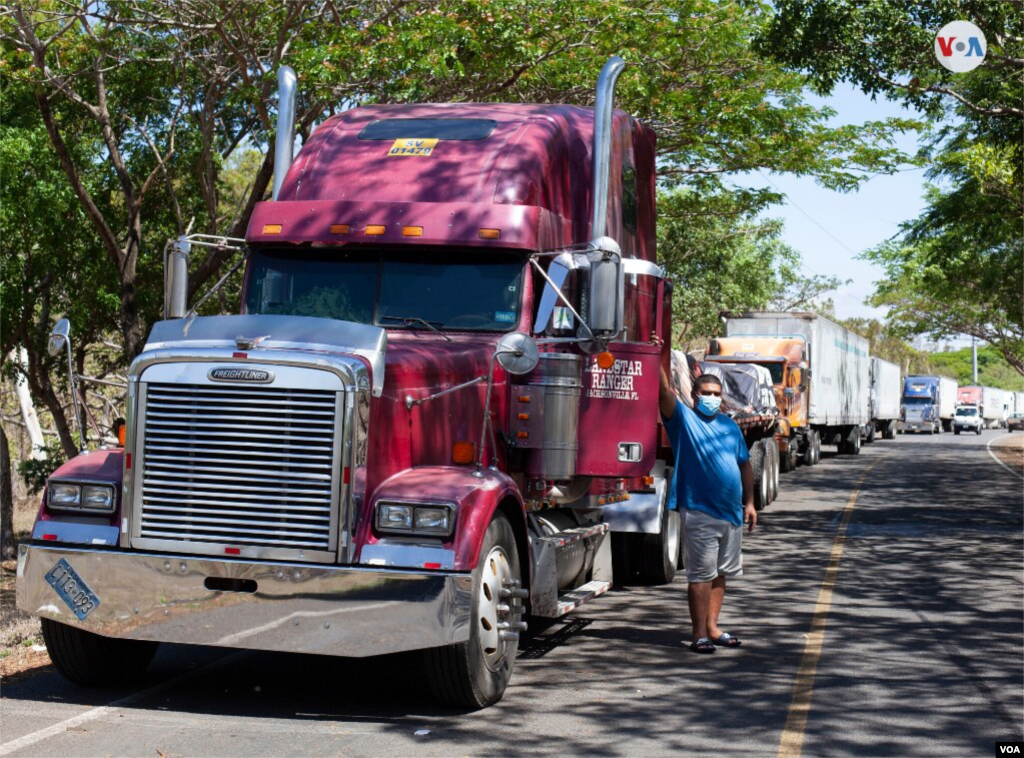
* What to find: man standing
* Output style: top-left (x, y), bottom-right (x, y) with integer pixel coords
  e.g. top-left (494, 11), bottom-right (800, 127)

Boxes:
top-left (659, 359), bottom-right (756, 653)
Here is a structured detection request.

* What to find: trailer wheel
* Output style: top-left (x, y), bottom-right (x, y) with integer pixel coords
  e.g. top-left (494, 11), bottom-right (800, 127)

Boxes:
top-left (762, 439), bottom-right (778, 502)
top-left (423, 511), bottom-right (521, 709)
top-left (750, 443), bottom-right (768, 511)
top-left (865, 424), bottom-right (876, 444)
top-left (769, 440), bottom-right (780, 501)
top-left (641, 503), bottom-right (680, 585)
top-left (41, 618), bottom-right (158, 686)
top-left (883, 421), bottom-right (896, 440)
top-left (845, 427), bottom-right (861, 455)
top-left (801, 432), bottom-right (815, 466)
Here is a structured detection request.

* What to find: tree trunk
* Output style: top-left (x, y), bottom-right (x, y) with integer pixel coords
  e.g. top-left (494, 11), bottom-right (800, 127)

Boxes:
top-left (9, 348), bottom-right (46, 458)
top-left (1, 424), bottom-right (15, 561)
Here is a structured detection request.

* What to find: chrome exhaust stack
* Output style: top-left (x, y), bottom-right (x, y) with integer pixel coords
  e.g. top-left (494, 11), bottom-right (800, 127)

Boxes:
top-left (590, 56), bottom-right (625, 240)
top-left (272, 66), bottom-right (298, 201)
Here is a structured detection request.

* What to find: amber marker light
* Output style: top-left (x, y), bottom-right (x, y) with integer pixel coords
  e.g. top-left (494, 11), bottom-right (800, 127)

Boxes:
top-left (329, 224), bottom-right (350, 234)
top-left (117, 424), bottom-right (126, 447)
top-left (402, 226), bottom-right (423, 237)
top-left (262, 224), bottom-right (282, 235)
top-left (478, 228), bottom-right (501, 239)
top-left (365, 225), bottom-right (386, 236)
top-left (452, 441), bottom-right (476, 465)
top-left (596, 351), bottom-right (615, 369)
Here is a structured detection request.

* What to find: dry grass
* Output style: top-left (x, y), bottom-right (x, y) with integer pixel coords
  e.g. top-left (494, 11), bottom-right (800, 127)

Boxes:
top-left (993, 433), bottom-right (1024, 471)
top-left (1, 495), bottom-right (48, 679)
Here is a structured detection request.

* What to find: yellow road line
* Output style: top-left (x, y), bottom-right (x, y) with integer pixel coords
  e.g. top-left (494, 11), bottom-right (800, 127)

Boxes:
top-left (777, 454), bottom-right (888, 758)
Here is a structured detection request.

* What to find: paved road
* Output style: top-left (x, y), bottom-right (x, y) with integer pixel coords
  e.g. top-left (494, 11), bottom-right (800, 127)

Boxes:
top-left (2, 430), bottom-right (1021, 757)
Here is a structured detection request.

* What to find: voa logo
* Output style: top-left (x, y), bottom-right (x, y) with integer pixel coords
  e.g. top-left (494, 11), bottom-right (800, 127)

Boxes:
top-left (934, 21), bottom-right (987, 73)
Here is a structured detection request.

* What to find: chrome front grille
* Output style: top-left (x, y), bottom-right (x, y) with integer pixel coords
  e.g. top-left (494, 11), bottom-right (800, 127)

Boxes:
top-left (138, 382), bottom-right (340, 556)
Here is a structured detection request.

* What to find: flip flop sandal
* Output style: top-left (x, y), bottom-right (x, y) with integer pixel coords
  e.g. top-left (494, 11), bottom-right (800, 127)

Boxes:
top-left (713, 632), bottom-right (742, 648)
top-left (689, 637), bottom-right (716, 654)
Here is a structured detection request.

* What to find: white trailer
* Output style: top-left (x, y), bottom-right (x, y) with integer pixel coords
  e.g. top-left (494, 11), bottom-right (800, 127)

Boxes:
top-left (987, 387), bottom-right (1010, 428)
top-left (868, 357), bottom-right (902, 441)
top-left (937, 377), bottom-right (958, 428)
top-left (725, 312), bottom-right (870, 454)
top-left (1014, 392), bottom-right (1024, 415)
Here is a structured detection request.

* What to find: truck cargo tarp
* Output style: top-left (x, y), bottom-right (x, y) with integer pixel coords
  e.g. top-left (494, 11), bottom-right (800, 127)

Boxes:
top-left (699, 362), bottom-right (777, 416)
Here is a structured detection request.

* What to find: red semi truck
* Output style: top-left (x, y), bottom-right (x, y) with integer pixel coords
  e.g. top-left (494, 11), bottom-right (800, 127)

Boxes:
top-left (17, 59), bottom-right (680, 708)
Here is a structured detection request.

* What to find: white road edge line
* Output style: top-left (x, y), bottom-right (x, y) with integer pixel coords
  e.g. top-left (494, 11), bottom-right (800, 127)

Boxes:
top-left (0, 650), bottom-right (250, 756)
top-left (986, 436), bottom-right (1023, 481)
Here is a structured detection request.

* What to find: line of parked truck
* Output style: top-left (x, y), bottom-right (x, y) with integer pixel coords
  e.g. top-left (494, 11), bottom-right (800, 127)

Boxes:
top-left (900, 376), bottom-right (1024, 436)
top-left (693, 314), bottom-right (1024, 507)
top-left (666, 311), bottom-right (904, 515)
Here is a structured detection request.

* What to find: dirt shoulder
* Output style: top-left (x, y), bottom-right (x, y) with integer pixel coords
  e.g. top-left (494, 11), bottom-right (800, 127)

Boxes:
top-left (990, 433), bottom-right (1023, 473)
top-left (1, 495), bottom-right (50, 681)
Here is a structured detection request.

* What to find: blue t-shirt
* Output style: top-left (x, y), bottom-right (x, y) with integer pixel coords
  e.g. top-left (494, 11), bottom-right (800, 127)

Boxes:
top-left (663, 399), bottom-right (750, 526)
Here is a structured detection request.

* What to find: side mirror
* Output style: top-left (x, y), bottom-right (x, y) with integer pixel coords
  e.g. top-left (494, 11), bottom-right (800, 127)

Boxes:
top-left (586, 236), bottom-right (623, 342)
top-left (47, 318), bottom-right (86, 453)
top-left (48, 318), bottom-right (70, 357)
top-left (495, 332), bottom-right (539, 376)
top-left (165, 236), bottom-right (191, 319)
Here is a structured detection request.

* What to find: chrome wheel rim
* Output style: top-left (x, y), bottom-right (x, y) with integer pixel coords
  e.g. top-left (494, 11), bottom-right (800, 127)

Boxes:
top-left (666, 509), bottom-right (680, 563)
top-left (478, 545), bottom-right (516, 671)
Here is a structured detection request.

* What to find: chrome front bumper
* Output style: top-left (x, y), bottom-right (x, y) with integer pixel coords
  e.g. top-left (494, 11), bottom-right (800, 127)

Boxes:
top-left (17, 545), bottom-right (471, 657)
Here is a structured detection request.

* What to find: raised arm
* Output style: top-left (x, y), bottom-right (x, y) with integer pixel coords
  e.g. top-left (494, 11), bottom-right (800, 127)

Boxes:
top-left (651, 333), bottom-right (678, 419)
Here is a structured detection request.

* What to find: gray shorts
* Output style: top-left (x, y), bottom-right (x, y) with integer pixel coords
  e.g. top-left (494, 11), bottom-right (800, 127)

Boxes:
top-left (682, 508), bottom-right (743, 583)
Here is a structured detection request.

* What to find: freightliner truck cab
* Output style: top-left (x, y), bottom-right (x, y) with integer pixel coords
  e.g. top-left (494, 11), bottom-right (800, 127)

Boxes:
top-left (18, 58), bottom-right (679, 708)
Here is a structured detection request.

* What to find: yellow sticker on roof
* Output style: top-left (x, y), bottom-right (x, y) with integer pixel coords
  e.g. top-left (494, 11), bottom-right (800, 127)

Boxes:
top-left (387, 138), bottom-right (438, 157)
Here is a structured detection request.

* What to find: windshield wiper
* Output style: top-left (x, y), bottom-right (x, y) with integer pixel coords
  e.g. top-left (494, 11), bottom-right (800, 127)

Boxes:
top-left (378, 315), bottom-right (451, 341)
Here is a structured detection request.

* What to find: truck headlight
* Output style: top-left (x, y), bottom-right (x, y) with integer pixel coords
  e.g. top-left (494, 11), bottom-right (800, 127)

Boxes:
top-left (49, 483), bottom-right (81, 507)
top-left (82, 485), bottom-right (115, 510)
top-left (47, 481), bottom-right (116, 513)
top-left (376, 502), bottom-right (455, 536)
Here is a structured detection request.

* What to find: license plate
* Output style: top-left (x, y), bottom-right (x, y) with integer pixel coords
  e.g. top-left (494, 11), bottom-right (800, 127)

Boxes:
top-left (45, 558), bottom-right (101, 620)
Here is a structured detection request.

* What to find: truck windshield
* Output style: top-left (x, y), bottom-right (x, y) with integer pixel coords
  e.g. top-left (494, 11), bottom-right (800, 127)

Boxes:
top-left (956, 407), bottom-right (978, 416)
top-left (753, 362), bottom-right (785, 384)
top-left (902, 397), bottom-right (933, 405)
top-left (245, 249), bottom-right (523, 331)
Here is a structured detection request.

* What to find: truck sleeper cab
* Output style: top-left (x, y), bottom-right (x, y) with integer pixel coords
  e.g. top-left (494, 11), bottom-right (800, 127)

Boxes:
top-left (17, 58), bottom-right (679, 709)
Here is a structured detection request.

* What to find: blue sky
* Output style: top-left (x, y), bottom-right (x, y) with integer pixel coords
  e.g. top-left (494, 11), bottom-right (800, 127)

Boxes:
top-left (746, 85), bottom-right (930, 323)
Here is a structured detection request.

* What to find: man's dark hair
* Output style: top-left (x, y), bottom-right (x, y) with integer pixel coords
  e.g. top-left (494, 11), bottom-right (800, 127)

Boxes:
top-left (693, 374), bottom-right (723, 394)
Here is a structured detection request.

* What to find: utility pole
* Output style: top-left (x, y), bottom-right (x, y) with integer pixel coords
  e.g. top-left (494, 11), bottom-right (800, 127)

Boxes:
top-left (972, 336), bottom-right (978, 384)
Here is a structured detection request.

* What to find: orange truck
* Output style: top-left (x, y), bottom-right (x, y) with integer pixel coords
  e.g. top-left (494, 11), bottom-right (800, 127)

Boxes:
top-left (707, 312), bottom-right (871, 471)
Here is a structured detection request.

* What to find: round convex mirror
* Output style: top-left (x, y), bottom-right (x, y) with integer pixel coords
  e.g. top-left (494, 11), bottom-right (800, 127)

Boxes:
top-left (48, 319), bottom-right (71, 357)
top-left (494, 332), bottom-right (539, 375)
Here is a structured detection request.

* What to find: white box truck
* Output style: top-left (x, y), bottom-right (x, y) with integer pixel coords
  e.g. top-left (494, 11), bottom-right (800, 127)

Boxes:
top-left (868, 357), bottom-right (902, 442)
top-left (957, 385), bottom-right (1010, 428)
top-left (714, 312), bottom-right (870, 463)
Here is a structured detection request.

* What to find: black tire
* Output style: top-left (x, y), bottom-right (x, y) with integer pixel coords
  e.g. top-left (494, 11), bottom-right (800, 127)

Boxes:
top-left (779, 439), bottom-right (794, 473)
top-left (770, 440), bottom-right (780, 501)
top-left (883, 421), bottom-right (896, 440)
top-left (848, 427), bottom-right (861, 455)
top-left (801, 432), bottom-right (815, 466)
top-left (865, 424), bottom-right (876, 444)
top-left (976, 426), bottom-right (983, 436)
top-left (814, 431), bottom-right (822, 463)
top-left (424, 512), bottom-right (521, 709)
top-left (41, 618), bottom-right (158, 686)
top-left (751, 443), bottom-right (768, 511)
top-left (641, 504), bottom-right (680, 585)
top-left (954, 428), bottom-right (961, 435)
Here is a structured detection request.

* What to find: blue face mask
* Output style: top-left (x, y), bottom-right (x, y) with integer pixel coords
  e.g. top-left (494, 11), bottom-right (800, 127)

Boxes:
top-left (696, 395), bottom-right (722, 417)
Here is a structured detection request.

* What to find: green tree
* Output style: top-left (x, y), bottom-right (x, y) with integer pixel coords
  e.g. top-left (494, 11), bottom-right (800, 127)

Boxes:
top-left (758, 1), bottom-right (1023, 374)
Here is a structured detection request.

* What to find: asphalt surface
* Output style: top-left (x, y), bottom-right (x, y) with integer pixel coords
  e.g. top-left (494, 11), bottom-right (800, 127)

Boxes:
top-left (2, 429), bottom-right (1021, 757)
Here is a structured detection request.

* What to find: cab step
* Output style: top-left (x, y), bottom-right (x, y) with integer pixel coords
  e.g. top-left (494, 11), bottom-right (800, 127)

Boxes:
top-left (554, 579), bottom-right (611, 617)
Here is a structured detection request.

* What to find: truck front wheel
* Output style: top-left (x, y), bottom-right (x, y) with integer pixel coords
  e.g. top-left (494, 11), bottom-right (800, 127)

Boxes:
top-left (423, 512), bottom-right (522, 709)
top-left (641, 501), bottom-right (680, 585)
top-left (41, 618), bottom-right (158, 686)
